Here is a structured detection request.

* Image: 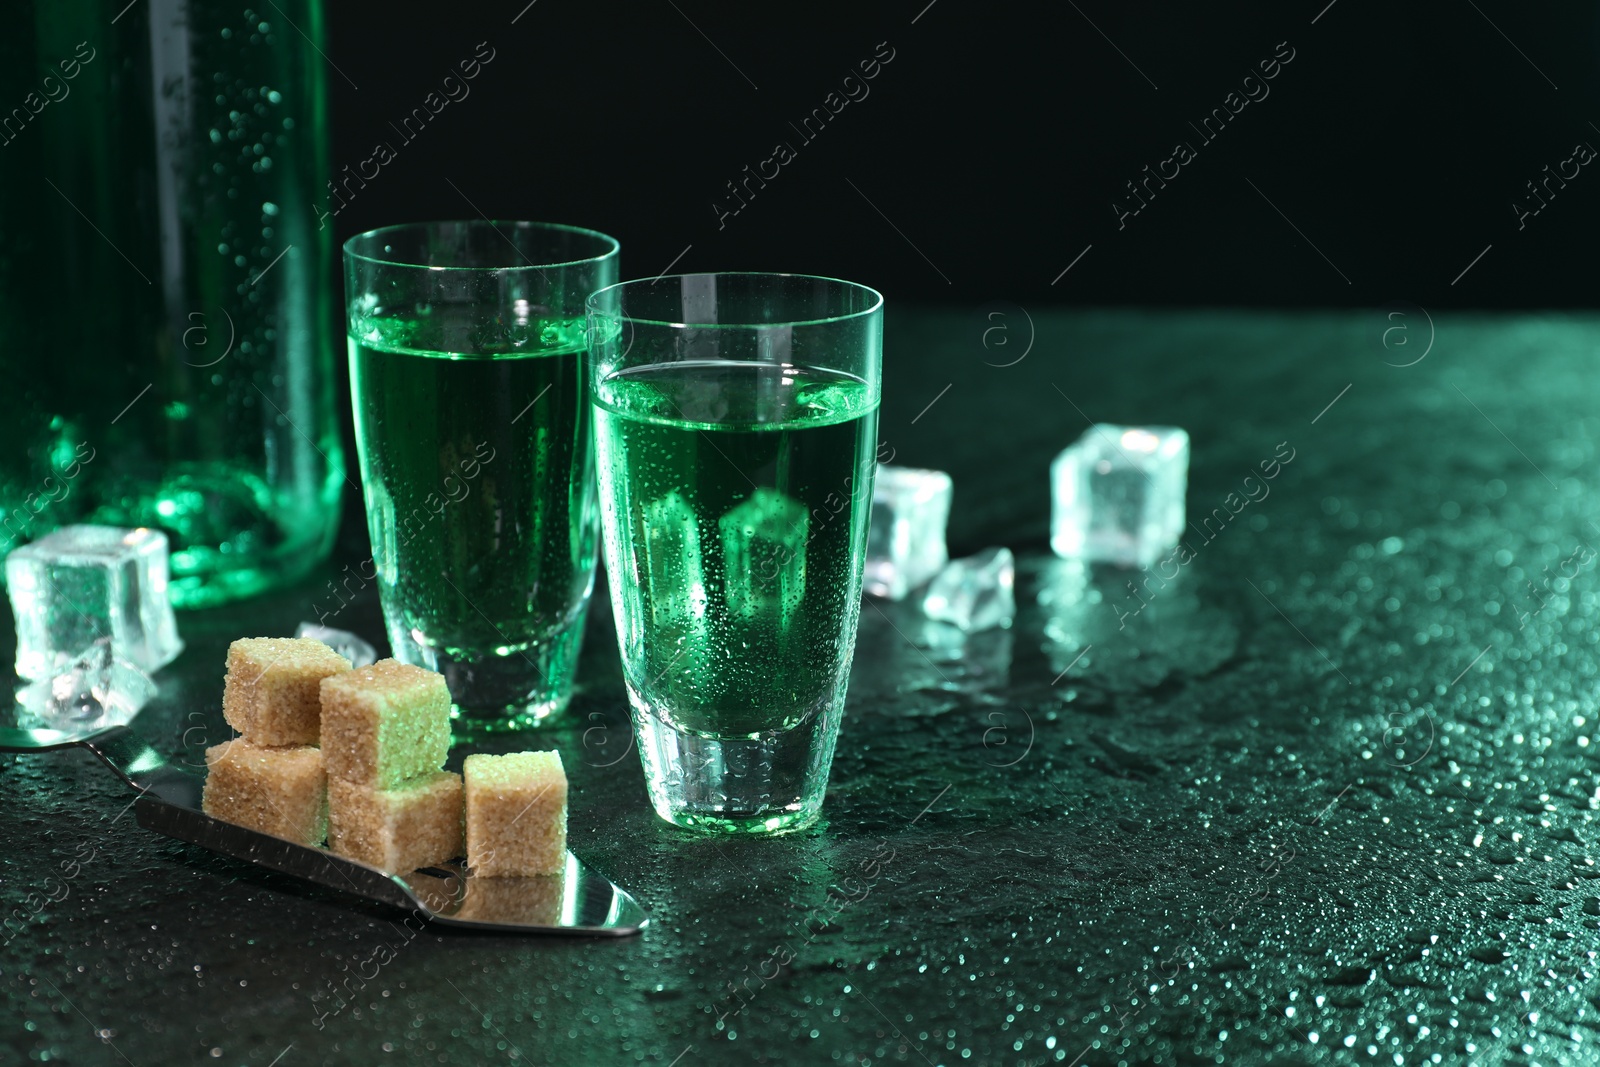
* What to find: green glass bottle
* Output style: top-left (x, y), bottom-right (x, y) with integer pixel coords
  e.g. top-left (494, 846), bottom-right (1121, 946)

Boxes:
top-left (0, 1), bottom-right (341, 607)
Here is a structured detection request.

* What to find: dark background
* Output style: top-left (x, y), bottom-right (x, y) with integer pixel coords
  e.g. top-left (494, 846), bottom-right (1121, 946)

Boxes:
top-left (323, 0), bottom-right (1600, 311)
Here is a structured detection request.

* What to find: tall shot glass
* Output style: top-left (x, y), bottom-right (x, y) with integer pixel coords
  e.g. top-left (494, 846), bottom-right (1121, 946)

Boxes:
top-left (344, 221), bottom-right (619, 735)
top-left (587, 273), bottom-right (883, 833)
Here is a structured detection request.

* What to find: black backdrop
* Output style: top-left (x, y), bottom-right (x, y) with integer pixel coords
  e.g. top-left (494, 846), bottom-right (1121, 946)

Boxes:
top-left (324, 0), bottom-right (1600, 310)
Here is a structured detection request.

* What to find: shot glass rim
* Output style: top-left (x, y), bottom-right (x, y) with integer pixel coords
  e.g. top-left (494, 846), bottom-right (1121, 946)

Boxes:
top-left (586, 271), bottom-right (884, 330)
top-left (343, 219), bottom-right (620, 273)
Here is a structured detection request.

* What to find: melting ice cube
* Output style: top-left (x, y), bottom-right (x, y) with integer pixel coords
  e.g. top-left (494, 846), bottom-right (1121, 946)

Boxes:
top-left (15, 639), bottom-right (156, 729)
top-left (1051, 426), bottom-right (1189, 567)
top-left (6, 525), bottom-right (183, 681)
top-left (643, 490), bottom-right (708, 627)
top-left (922, 547), bottom-right (1016, 633)
top-left (720, 488), bottom-right (808, 620)
top-left (865, 465), bottom-right (952, 600)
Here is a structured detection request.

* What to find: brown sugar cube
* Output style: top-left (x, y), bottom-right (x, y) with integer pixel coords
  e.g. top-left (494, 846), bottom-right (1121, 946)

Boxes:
top-left (454, 873), bottom-right (565, 926)
top-left (223, 637), bottom-right (352, 746)
top-left (464, 751), bottom-right (567, 877)
top-left (201, 739), bottom-right (328, 846)
top-left (319, 659), bottom-right (451, 789)
top-left (328, 771), bottom-right (464, 874)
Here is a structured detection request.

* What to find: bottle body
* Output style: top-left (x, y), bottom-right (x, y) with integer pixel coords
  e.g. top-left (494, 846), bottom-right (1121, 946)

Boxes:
top-left (0, 0), bottom-right (341, 607)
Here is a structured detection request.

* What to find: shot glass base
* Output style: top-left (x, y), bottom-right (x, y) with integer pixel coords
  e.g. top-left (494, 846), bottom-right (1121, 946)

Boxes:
top-left (449, 692), bottom-right (570, 740)
top-left (387, 611), bottom-right (587, 740)
top-left (629, 693), bottom-right (841, 836)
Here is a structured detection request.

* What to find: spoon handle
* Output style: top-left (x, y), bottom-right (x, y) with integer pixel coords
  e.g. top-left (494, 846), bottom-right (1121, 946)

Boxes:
top-left (79, 726), bottom-right (204, 807)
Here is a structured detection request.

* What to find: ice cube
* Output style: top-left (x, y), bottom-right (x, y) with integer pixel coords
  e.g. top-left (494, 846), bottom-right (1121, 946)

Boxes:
top-left (644, 491), bottom-right (708, 627)
top-left (720, 487), bottom-right (807, 619)
top-left (1051, 426), bottom-right (1189, 567)
top-left (295, 622), bottom-right (378, 668)
top-left (922, 547), bottom-right (1015, 632)
top-left (865, 465), bottom-right (952, 600)
top-left (6, 525), bottom-right (183, 681)
top-left (15, 639), bottom-right (157, 729)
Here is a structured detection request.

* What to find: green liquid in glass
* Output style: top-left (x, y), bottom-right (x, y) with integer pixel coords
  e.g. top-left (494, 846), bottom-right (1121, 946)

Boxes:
top-left (594, 360), bottom-right (879, 739)
top-left (349, 310), bottom-right (597, 726)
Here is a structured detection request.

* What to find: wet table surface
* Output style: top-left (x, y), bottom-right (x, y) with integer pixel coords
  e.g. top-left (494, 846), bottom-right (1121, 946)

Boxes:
top-left (5, 308), bottom-right (1599, 1066)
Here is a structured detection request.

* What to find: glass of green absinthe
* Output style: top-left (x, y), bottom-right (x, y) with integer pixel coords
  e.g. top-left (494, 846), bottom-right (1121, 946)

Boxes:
top-left (587, 273), bottom-right (883, 834)
top-left (344, 221), bottom-right (619, 735)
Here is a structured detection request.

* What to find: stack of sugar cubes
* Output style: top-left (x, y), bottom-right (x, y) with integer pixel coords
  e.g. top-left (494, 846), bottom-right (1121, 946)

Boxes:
top-left (321, 658), bottom-right (462, 873)
top-left (202, 638), bottom-right (355, 848)
top-left (202, 637), bottom-right (568, 878)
